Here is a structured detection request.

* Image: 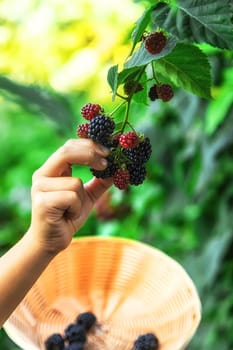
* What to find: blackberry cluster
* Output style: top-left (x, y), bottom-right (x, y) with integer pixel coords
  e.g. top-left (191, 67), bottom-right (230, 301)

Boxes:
top-left (44, 311), bottom-right (96, 350)
top-left (77, 103), bottom-right (152, 190)
top-left (134, 333), bottom-right (159, 350)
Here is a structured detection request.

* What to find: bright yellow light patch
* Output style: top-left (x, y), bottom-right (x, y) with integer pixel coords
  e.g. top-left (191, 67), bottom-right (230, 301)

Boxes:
top-left (0, 0), bottom-right (142, 94)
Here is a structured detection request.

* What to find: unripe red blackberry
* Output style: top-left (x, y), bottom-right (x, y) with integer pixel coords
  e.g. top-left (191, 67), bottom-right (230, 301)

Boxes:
top-left (119, 132), bottom-right (139, 149)
top-left (124, 137), bottom-right (152, 164)
top-left (148, 84), bottom-right (158, 101)
top-left (64, 324), bottom-right (86, 344)
top-left (45, 333), bottom-right (64, 350)
top-left (123, 80), bottom-right (143, 96)
top-left (90, 155), bottom-right (117, 179)
top-left (76, 312), bottom-right (97, 331)
top-left (77, 123), bottom-right (89, 138)
top-left (144, 31), bottom-right (167, 55)
top-left (113, 168), bottom-right (130, 190)
top-left (134, 332), bottom-right (159, 350)
top-left (156, 84), bottom-right (174, 102)
top-left (88, 114), bottom-right (115, 145)
top-left (127, 163), bottom-right (146, 186)
top-left (81, 103), bottom-right (102, 121)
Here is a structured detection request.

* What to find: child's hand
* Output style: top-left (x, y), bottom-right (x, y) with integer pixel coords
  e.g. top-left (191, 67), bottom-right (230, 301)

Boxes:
top-left (29, 139), bottom-right (111, 255)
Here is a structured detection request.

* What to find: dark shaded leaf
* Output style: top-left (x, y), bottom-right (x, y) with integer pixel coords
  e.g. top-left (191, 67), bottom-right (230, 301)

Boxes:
top-left (0, 76), bottom-right (73, 132)
top-left (153, 0), bottom-right (233, 49)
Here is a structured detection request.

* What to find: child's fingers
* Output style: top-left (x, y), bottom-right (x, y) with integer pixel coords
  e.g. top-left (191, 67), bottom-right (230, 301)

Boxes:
top-left (31, 176), bottom-right (83, 194)
top-left (33, 139), bottom-right (109, 179)
top-left (84, 177), bottom-right (113, 205)
top-left (33, 190), bottom-right (83, 221)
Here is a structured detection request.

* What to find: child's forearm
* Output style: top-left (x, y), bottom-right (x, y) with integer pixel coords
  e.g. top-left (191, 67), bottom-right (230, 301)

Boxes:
top-left (0, 139), bottom-right (111, 328)
top-left (0, 230), bottom-right (56, 328)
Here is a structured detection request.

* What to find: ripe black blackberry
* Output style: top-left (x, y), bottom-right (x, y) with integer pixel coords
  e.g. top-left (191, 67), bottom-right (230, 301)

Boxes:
top-left (88, 114), bottom-right (115, 145)
top-left (76, 312), bottom-right (97, 331)
top-left (64, 324), bottom-right (86, 344)
top-left (127, 163), bottom-right (146, 185)
top-left (124, 137), bottom-right (152, 164)
top-left (45, 333), bottom-right (65, 350)
top-left (90, 155), bottom-right (117, 179)
top-left (148, 85), bottom-right (158, 101)
top-left (134, 333), bottom-right (159, 350)
top-left (65, 342), bottom-right (84, 350)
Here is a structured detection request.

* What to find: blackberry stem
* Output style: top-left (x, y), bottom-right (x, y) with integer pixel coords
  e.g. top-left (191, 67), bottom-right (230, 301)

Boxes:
top-left (120, 66), bottom-right (146, 134)
top-left (127, 121), bottom-right (137, 133)
top-left (116, 92), bottom-right (128, 100)
top-left (120, 98), bottom-right (131, 133)
top-left (152, 61), bottom-right (160, 84)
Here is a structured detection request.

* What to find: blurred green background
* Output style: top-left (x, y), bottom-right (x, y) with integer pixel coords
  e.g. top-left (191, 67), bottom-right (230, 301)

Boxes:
top-left (0, 0), bottom-right (233, 349)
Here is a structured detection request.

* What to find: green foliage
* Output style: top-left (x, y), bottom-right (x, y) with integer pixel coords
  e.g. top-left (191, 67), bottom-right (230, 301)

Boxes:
top-left (124, 34), bottom-right (177, 67)
top-left (108, 0), bottom-right (217, 103)
top-left (0, 76), bottom-right (74, 134)
top-left (153, 0), bottom-right (233, 49)
top-left (155, 43), bottom-right (212, 99)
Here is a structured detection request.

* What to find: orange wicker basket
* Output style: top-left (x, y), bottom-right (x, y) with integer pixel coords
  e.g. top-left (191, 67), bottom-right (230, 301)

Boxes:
top-left (4, 237), bottom-right (201, 350)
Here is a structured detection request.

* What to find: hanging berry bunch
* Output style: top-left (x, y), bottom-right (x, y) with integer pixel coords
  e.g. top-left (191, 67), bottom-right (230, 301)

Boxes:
top-left (77, 102), bottom-right (152, 190)
top-left (75, 32), bottom-right (175, 190)
top-left (75, 27), bottom-right (177, 191)
top-left (76, 0), bottom-right (212, 189)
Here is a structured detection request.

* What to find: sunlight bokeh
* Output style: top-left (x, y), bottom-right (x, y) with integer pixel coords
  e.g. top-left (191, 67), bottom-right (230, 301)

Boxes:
top-left (0, 0), bottom-right (142, 99)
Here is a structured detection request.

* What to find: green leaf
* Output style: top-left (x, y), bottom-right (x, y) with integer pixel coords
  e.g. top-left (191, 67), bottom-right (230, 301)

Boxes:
top-left (117, 67), bottom-right (143, 86)
top-left (155, 43), bottom-right (212, 99)
top-left (132, 71), bottom-right (148, 105)
top-left (153, 0), bottom-right (233, 49)
top-left (124, 35), bottom-right (177, 68)
top-left (130, 5), bottom-right (155, 56)
top-left (107, 65), bottom-right (118, 100)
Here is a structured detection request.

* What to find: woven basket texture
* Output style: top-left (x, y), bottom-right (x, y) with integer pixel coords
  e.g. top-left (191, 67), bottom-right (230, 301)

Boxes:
top-left (4, 237), bottom-right (201, 350)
